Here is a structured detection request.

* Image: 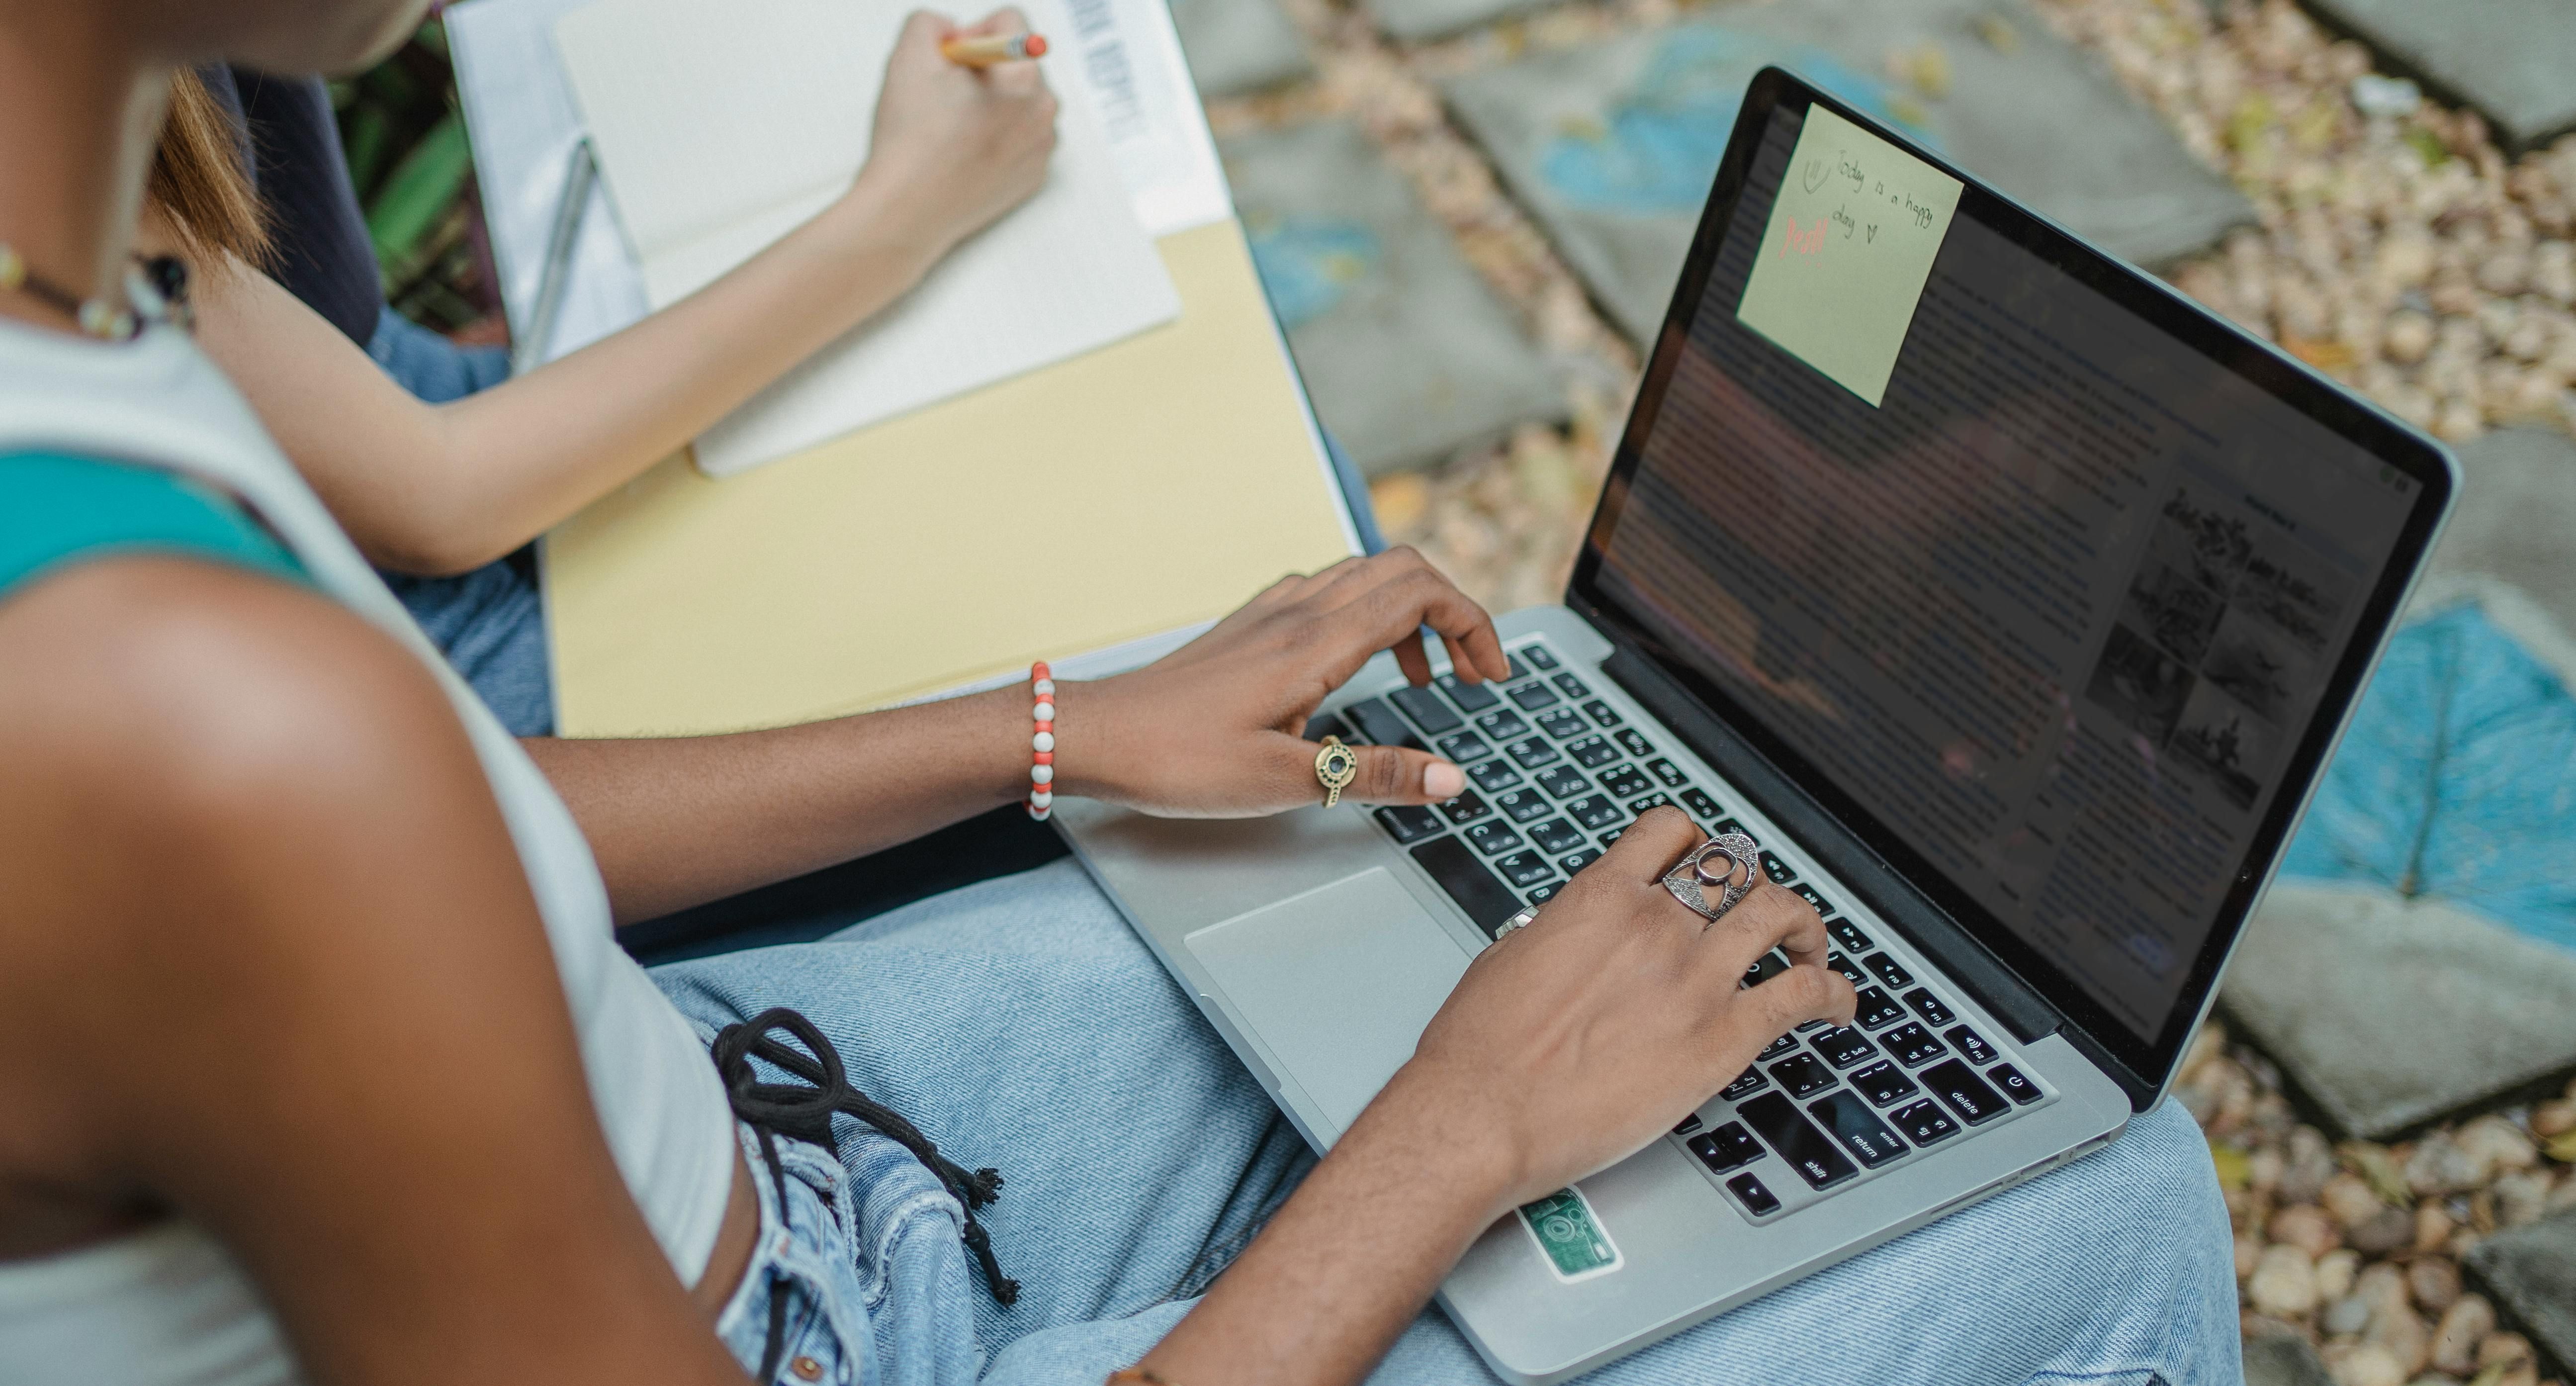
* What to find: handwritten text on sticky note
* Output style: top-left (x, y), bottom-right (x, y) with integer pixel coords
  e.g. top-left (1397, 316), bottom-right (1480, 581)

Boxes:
top-left (1735, 104), bottom-right (1962, 407)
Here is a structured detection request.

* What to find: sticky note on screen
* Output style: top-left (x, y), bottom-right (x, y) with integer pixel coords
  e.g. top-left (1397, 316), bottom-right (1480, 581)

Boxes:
top-left (1735, 104), bottom-right (1962, 407)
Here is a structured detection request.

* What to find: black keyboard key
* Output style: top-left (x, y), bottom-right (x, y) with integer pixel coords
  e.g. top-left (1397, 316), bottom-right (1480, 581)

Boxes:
top-left (1725, 1172), bottom-right (1781, 1215)
top-left (1612, 728), bottom-right (1654, 759)
top-left (1890, 1100), bottom-right (1961, 1146)
top-left (1862, 953), bottom-right (1915, 989)
top-left (1582, 699), bottom-right (1621, 727)
top-left (1945, 1025), bottom-right (1999, 1067)
top-left (1848, 1060), bottom-right (1920, 1108)
top-left (1534, 765), bottom-right (1591, 799)
top-left (1342, 697), bottom-right (1425, 751)
top-left (1435, 731), bottom-right (1490, 763)
top-left (1920, 1060), bottom-right (2010, 1125)
top-left (1535, 709), bottom-right (1589, 739)
top-left (1742, 950), bottom-right (1788, 986)
top-left (1758, 1032), bottom-right (1798, 1060)
top-left (1796, 1018), bottom-right (1829, 1031)
top-left (1904, 989), bottom-right (1956, 1026)
top-left (1437, 673), bottom-right (1499, 713)
top-left (1825, 952), bottom-right (1868, 986)
top-left (1826, 917), bottom-right (1872, 952)
top-left (1809, 1026), bottom-right (1877, 1069)
top-left (1680, 787), bottom-right (1724, 820)
top-left (1526, 818), bottom-right (1585, 854)
top-left (1598, 765), bottom-right (1652, 800)
top-left (1517, 643), bottom-right (1559, 670)
top-left (1765, 1052), bottom-right (1836, 1099)
top-left (1712, 818), bottom-right (1747, 838)
top-left (1508, 682), bottom-right (1560, 711)
top-left (1389, 685), bottom-right (1462, 735)
top-left (1493, 851), bottom-right (1554, 888)
top-left (1467, 758), bottom-right (1523, 793)
top-left (1808, 1091), bottom-right (1909, 1168)
top-left (1464, 821), bottom-right (1524, 856)
top-left (1719, 1067), bottom-right (1767, 1101)
top-left (1436, 791), bottom-right (1492, 826)
top-left (1408, 836), bottom-right (1520, 936)
top-left (1525, 882), bottom-right (1563, 906)
top-left (1674, 1112), bottom-right (1702, 1136)
top-left (1494, 787), bottom-right (1552, 823)
top-left (1625, 791), bottom-right (1673, 816)
top-left (1882, 1022), bottom-right (1946, 1067)
top-left (1565, 735), bottom-right (1620, 768)
top-left (1374, 805), bottom-right (1444, 844)
top-left (1853, 987), bottom-right (1908, 1030)
top-left (1567, 795), bottom-right (1623, 830)
top-left (1551, 672), bottom-right (1592, 700)
top-left (1734, 1093), bottom-right (1859, 1190)
top-left (1646, 757), bottom-right (1690, 788)
top-left (1556, 847), bottom-right (1601, 875)
top-left (1476, 709), bottom-right (1529, 740)
top-left (1759, 851), bottom-right (1796, 884)
top-left (1989, 1063), bottom-right (2042, 1104)
top-left (1506, 736), bottom-right (1560, 769)
top-left (1687, 1121), bottom-right (1765, 1174)
top-left (1597, 827), bottom-right (1626, 848)
top-left (1303, 711), bottom-right (1350, 742)
top-left (1790, 882), bottom-right (1832, 914)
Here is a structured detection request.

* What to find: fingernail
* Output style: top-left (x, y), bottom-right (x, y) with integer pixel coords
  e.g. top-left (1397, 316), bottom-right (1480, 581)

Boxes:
top-left (1423, 761), bottom-right (1466, 798)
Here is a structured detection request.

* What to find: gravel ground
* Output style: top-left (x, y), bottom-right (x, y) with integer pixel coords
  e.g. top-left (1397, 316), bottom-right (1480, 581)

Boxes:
top-left (1206, 2), bottom-right (2576, 1380)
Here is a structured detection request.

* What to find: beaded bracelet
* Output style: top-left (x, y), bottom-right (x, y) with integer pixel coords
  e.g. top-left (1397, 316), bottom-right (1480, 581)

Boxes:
top-left (1027, 661), bottom-right (1056, 821)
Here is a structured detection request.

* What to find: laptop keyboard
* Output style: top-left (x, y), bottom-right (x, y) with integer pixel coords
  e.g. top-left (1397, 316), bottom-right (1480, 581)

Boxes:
top-left (1317, 637), bottom-right (2051, 1223)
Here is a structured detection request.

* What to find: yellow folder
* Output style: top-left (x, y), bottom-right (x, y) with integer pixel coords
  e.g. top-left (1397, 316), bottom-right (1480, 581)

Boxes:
top-left (544, 217), bottom-right (1356, 738)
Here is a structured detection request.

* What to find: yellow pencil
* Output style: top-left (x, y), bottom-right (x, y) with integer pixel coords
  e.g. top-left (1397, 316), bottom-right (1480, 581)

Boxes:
top-left (941, 31), bottom-right (1049, 67)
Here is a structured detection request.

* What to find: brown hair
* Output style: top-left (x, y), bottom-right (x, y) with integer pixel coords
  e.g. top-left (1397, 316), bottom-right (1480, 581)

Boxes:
top-left (148, 68), bottom-right (271, 269)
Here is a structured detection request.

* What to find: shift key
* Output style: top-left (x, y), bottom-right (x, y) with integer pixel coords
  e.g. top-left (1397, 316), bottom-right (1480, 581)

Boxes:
top-left (1733, 1092), bottom-right (1857, 1190)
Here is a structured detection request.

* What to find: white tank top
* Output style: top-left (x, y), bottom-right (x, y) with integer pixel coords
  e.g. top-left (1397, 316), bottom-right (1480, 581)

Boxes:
top-left (0, 319), bottom-right (739, 1383)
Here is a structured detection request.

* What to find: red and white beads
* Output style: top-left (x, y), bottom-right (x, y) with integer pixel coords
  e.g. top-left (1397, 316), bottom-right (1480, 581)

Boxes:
top-left (1027, 661), bottom-right (1056, 821)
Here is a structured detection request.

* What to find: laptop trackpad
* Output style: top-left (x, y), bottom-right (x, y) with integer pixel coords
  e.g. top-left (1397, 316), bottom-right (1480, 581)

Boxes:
top-left (1184, 867), bottom-right (1475, 1137)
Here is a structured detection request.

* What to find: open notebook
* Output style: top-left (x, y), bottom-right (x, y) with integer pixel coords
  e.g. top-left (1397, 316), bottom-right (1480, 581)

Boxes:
top-left (554, 0), bottom-right (1181, 478)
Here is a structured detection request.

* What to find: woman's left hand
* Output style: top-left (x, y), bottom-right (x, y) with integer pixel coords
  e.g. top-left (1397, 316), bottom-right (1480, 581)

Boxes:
top-left (1056, 548), bottom-right (1510, 817)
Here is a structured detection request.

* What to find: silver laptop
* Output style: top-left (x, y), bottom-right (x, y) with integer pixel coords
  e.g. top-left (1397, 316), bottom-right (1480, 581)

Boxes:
top-left (1056, 69), bottom-right (2457, 1385)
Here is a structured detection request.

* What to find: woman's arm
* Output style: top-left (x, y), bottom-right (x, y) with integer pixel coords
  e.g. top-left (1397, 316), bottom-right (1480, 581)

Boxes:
top-left (525, 549), bottom-right (1504, 924)
top-left (188, 10), bottom-right (1059, 576)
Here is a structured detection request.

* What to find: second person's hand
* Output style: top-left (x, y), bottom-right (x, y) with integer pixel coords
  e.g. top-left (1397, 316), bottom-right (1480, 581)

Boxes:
top-left (846, 9), bottom-right (1058, 269)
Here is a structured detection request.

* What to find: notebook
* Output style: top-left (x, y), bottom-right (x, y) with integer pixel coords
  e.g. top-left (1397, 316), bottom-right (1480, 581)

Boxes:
top-left (554, 0), bottom-right (1183, 478)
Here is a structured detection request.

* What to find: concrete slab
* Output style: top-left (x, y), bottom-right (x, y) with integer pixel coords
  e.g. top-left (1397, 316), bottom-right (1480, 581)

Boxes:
top-left (1443, 1), bottom-right (2254, 342)
top-left (1366, 0), bottom-right (1548, 45)
top-left (2465, 1206), bottom-right (2576, 1375)
top-left (1171, 0), bottom-right (1313, 100)
top-left (2218, 883), bottom-right (2576, 1139)
top-left (2420, 427), bottom-right (2576, 642)
top-left (2303, 0), bottom-right (2576, 155)
top-left (1222, 119), bottom-right (1560, 474)
top-left (2244, 1330), bottom-right (2337, 1386)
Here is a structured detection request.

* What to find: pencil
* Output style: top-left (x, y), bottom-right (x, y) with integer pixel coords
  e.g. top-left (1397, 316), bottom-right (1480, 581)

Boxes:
top-left (941, 31), bottom-right (1048, 67)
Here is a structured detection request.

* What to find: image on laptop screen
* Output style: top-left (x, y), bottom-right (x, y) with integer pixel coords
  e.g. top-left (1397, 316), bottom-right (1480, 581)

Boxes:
top-left (1591, 97), bottom-right (2426, 1052)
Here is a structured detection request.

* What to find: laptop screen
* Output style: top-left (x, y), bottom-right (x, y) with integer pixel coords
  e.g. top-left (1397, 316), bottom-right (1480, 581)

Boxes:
top-left (1574, 75), bottom-right (2451, 1082)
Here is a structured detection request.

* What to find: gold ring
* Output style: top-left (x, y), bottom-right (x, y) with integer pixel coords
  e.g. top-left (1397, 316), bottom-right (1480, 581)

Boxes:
top-left (1314, 735), bottom-right (1358, 809)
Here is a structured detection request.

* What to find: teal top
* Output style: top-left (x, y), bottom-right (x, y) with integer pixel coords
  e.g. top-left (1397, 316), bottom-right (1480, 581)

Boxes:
top-left (0, 452), bottom-right (308, 598)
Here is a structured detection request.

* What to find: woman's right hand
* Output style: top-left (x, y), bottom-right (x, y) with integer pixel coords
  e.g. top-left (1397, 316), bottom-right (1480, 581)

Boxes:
top-left (1375, 809), bottom-right (1856, 1213)
top-left (851, 9), bottom-right (1059, 265)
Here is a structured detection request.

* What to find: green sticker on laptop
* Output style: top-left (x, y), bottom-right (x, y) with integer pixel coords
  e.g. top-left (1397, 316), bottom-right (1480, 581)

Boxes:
top-left (1518, 1187), bottom-right (1624, 1282)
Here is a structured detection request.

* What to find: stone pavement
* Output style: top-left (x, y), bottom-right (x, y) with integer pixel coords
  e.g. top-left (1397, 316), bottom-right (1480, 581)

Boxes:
top-left (2467, 1205), bottom-right (2576, 1378)
top-left (1442, 0), bottom-right (2252, 341)
top-left (1171, 0), bottom-right (1313, 99)
top-left (1223, 118), bottom-right (1560, 474)
top-left (2300, 0), bottom-right (2576, 155)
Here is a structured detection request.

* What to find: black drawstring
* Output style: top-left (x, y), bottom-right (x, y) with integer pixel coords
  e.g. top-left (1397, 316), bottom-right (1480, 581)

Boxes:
top-left (711, 1008), bottom-right (1020, 1313)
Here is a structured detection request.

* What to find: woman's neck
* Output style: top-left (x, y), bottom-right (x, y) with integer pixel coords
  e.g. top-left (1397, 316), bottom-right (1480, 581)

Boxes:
top-left (0, 9), bottom-right (166, 334)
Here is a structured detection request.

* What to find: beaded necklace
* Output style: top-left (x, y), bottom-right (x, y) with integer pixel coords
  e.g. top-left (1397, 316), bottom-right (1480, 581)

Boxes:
top-left (0, 244), bottom-right (193, 339)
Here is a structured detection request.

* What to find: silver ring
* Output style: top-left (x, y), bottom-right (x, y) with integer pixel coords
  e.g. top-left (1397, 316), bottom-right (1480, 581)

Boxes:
top-left (1661, 832), bottom-right (1761, 922)
top-left (1493, 905), bottom-right (1539, 941)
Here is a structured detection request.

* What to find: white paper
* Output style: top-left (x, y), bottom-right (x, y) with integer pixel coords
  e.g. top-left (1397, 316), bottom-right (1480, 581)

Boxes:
top-left (555, 0), bottom-right (1184, 476)
top-left (1060, 0), bottom-right (1232, 236)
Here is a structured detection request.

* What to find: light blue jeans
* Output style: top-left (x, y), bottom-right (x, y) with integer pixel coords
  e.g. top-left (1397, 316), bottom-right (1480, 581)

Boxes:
top-left (652, 858), bottom-right (2239, 1386)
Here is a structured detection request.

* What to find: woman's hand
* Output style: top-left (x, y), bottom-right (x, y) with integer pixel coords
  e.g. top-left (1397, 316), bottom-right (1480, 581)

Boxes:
top-left (1056, 548), bottom-right (1511, 817)
top-left (1374, 809), bottom-right (1855, 1211)
top-left (847, 9), bottom-right (1059, 267)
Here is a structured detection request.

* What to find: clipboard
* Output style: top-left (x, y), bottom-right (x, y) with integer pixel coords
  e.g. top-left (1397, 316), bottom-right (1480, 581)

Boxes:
top-left (446, 0), bottom-right (1360, 737)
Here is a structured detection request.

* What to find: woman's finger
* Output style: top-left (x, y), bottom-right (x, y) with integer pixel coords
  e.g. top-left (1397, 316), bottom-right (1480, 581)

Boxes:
top-left (1694, 882), bottom-right (1832, 983)
top-left (1288, 736), bottom-right (1464, 807)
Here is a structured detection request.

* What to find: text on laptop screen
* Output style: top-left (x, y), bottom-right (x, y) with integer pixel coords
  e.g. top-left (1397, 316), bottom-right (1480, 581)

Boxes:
top-left (1594, 105), bottom-right (2420, 1044)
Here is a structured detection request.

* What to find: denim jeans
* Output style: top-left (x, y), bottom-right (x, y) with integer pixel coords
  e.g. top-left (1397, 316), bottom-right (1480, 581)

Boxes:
top-left (364, 305), bottom-right (1386, 740)
top-left (655, 858), bottom-right (2239, 1386)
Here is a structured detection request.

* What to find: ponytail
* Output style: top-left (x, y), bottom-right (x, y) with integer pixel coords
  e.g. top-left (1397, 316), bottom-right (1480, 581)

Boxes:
top-left (148, 68), bottom-right (271, 270)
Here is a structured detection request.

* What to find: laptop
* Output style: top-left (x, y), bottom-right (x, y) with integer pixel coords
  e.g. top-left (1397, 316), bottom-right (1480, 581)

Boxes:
top-left (1054, 67), bottom-right (2456, 1384)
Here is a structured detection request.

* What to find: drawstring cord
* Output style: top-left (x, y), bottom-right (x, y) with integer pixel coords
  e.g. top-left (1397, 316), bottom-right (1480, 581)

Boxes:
top-left (711, 1008), bottom-right (1020, 1316)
